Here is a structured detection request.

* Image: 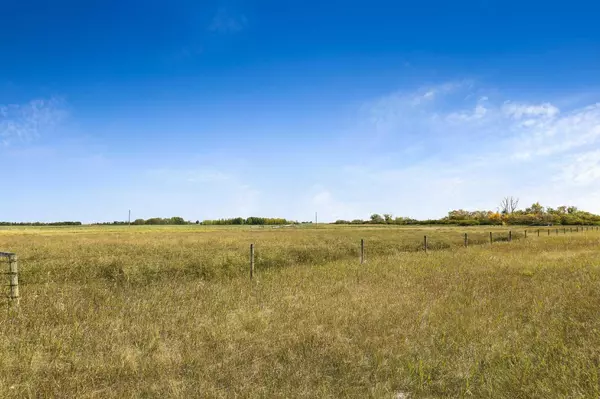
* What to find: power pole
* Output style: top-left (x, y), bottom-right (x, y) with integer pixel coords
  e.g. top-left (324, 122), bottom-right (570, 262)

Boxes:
top-left (315, 212), bottom-right (318, 226)
top-left (128, 210), bottom-right (131, 226)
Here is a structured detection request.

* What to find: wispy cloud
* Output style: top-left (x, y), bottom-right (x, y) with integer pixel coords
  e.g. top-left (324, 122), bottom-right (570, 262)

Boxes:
top-left (0, 98), bottom-right (66, 146)
top-left (313, 82), bottom-right (600, 220)
top-left (208, 8), bottom-right (247, 34)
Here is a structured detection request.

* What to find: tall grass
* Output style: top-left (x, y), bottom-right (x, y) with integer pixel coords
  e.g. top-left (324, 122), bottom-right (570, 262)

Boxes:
top-left (0, 226), bottom-right (599, 397)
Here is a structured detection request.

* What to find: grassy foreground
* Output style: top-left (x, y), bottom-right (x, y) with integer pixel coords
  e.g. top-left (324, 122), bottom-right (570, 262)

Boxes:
top-left (1, 226), bottom-right (599, 397)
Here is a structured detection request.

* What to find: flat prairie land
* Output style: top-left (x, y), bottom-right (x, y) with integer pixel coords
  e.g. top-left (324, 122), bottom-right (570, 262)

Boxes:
top-left (1, 225), bottom-right (599, 398)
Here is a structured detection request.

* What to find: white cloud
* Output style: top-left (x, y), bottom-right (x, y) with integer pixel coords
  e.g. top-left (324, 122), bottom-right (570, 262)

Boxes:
top-left (502, 101), bottom-right (560, 119)
top-left (510, 103), bottom-right (600, 158)
top-left (0, 98), bottom-right (66, 146)
top-left (208, 8), bottom-right (247, 33)
top-left (556, 150), bottom-right (600, 186)
top-left (447, 97), bottom-right (489, 122)
top-left (326, 82), bottom-right (600, 219)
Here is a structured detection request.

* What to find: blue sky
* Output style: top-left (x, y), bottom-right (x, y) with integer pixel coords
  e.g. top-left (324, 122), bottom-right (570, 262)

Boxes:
top-left (1, 0), bottom-right (600, 222)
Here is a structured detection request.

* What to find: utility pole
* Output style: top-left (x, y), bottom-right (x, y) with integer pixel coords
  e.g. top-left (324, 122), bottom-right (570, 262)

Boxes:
top-left (315, 212), bottom-right (318, 226)
top-left (128, 210), bottom-right (131, 226)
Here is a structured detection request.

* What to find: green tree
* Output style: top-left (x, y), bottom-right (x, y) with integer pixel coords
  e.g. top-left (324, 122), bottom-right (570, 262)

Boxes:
top-left (370, 214), bottom-right (385, 224)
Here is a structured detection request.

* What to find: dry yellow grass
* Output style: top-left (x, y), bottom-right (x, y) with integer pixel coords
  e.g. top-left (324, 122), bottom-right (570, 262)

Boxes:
top-left (0, 225), bottom-right (599, 397)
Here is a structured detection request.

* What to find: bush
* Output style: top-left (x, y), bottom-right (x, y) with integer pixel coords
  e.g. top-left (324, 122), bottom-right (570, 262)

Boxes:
top-left (457, 220), bottom-right (480, 226)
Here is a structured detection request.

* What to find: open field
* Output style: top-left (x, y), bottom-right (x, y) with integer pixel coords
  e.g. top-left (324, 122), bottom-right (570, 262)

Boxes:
top-left (1, 225), bottom-right (600, 397)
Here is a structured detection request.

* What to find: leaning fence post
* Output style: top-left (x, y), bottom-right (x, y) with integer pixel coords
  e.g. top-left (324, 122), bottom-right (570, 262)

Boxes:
top-left (360, 239), bottom-right (365, 264)
top-left (8, 254), bottom-right (19, 306)
top-left (424, 235), bottom-right (428, 253)
top-left (464, 233), bottom-right (468, 248)
top-left (250, 244), bottom-right (255, 280)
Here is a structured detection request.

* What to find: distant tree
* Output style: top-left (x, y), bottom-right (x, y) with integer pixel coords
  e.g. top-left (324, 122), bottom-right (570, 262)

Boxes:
top-left (525, 202), bottom-right (544, 214)
top-left (170, 216), bottom-right (186, 225)
top-left (370, 214), bottom-right (385, 224)
top-left (500, 196), bottom-right (520, 214)
top-left (383, 214), bottom-right (393, 223)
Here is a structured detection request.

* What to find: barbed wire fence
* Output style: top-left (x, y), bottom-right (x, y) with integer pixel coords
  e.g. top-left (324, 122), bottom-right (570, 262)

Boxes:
top-left (2, 225), bottom-right (599, 307)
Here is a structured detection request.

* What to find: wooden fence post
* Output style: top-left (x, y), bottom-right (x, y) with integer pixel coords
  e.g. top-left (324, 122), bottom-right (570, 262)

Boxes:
top-left (8, 254), bottom-right (19, 306)
top-left (464, 233), bottom-right (468, 248)
top-left (489, 232), bottom-right (493, 244)
top-left (525, 230), bottom-right (527, 239)
top-left (509, 230), bottom-right (512, 242)
top-left (250, 244), bottom-right (255, 280)
top-left (360, 239), bottom-right (365, 264)
top-left (424, 236), bottom-right (428, 253)
top-left (537, 229), bottom-right (540, 237)
top-left (556, 228), bottom-right (558, 235)
top-left (548, 229), bottom-right (550, 236)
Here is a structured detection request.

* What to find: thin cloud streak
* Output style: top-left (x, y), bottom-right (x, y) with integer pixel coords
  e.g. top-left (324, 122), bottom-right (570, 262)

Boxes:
top-left (208, 8), bottom-right (247, 34)
top-left (310, 82), bottom-right (600, 221)
top-left (0, 98), bottom-right (66, 146)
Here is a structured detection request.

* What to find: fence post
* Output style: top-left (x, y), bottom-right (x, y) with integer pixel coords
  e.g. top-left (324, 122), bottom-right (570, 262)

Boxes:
top-left (556, 228), bottom-right (558, 235)
top-left (509, 230), bottom-right (512, 242)
top-left (250, 244), bottom-right (255, 280)
top-left (424, 236), bottom-right (428, 253)
top-left (8, 254), bottom-right (19, 306)
top-left (537, 229), bottom-right (540, 237)
top-left (564, 228), bottom-right (566, 234)
top-left (489, 232), bottom-right (493, 244)
top-left (548, 229), bottom-right (550, 236)
top-left (525, 230), bottom-right (527, 239)
top-left (360, 239), bottom-right (365, 264)
top-left (464, 233), bottom-right (468, 248)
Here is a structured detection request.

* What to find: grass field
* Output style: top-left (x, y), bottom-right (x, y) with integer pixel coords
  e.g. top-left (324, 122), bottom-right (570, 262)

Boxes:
top-left (1, 225), bottom-right (599, 397)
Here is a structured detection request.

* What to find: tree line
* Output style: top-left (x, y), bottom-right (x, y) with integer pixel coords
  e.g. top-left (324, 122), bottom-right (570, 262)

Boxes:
top-left (3, 199), bottom-right (599, 226)
top-left (93, 216), bottom-right (298, 226)
top-left (201, 217), bottom-right (296, 225)
top-left (335, 200), bottom-right (600, 226)
top-left (0, 221), bottom-right (82, 226)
